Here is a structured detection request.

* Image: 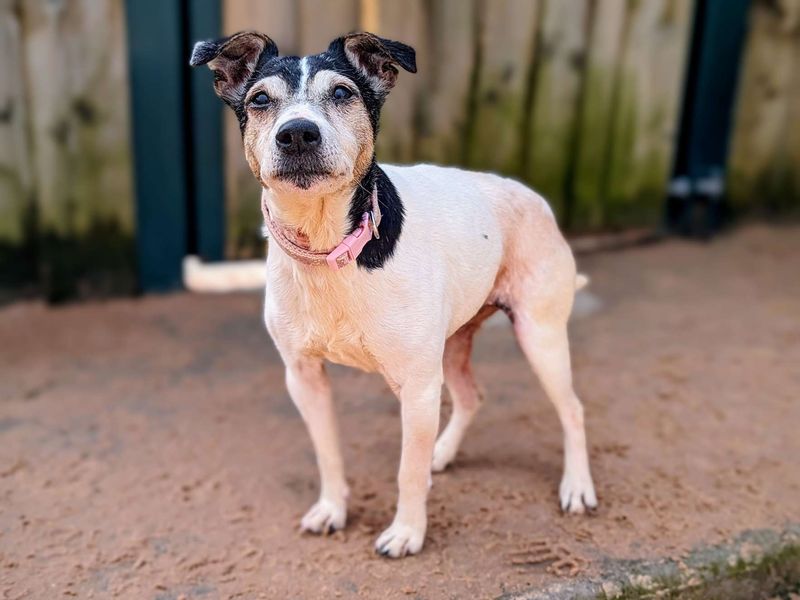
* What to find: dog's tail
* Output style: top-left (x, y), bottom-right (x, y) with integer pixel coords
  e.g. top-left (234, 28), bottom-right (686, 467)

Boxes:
top-left (575, 273), bottom-right (590, 291)
top-left (183, 256), bottom-right (267, 293)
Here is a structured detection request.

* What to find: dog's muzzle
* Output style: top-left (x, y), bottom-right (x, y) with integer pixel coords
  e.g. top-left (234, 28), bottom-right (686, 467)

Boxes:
top-left (272, 118), bottom-right (333, 189)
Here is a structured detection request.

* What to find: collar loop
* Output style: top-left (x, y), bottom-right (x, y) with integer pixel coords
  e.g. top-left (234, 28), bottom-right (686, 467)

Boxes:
top-left (261, 186), bottom-right (381, 270)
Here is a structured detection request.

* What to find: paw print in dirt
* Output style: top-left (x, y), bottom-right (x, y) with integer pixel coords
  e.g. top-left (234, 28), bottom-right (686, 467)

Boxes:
top-left (507, 539), bottom-right (586, 577)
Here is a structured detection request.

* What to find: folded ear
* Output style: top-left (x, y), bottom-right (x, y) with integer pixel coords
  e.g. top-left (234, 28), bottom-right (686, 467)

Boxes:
top-left (190, 31), bottom-right (278, 106)
top-left (338, 32), bottom-right (416, 94)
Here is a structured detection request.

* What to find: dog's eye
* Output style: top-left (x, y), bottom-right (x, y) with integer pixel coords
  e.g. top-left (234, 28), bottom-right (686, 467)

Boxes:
top-left (332, 85), bottom-right (353, 101)
top-left (250, 92), bottom-right (271, 107)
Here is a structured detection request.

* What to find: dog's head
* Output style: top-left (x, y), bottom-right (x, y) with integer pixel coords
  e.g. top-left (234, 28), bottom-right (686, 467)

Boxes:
top-left (190, 31), bottom-right (416, 195)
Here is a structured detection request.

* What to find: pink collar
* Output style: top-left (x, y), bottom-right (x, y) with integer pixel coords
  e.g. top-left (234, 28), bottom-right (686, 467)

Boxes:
top-left (261, 187), bottom-right (381, 270)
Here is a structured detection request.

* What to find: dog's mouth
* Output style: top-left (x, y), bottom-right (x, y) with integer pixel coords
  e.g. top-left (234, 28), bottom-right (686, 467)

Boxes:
top-left (272, 166), bottom-right (335, 190)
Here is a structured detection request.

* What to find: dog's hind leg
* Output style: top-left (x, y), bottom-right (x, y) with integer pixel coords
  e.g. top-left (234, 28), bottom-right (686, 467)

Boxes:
top-left (432, 306), bottom-right (496, 472)
top-left (511, 265), bottom-right (597, 513)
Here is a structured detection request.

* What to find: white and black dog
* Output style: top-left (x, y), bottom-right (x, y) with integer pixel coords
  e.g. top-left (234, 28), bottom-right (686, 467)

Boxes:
top-left (191, 31), bottom-right (597, 558)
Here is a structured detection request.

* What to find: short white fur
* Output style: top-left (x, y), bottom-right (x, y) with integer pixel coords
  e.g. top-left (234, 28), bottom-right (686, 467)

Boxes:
top-left (263, 163), bottom-right (598, 558)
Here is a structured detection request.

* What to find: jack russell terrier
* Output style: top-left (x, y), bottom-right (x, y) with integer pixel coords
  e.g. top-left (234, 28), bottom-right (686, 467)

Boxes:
top-left (190, 31), bottom-right (597, 558)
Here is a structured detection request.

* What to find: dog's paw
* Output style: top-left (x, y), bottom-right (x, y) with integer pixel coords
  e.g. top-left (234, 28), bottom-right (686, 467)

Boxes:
top-left (559, 473), bottom-right (598, 514)
top-left (431, 434), bottom-right (458, 472)
top-left (374, 521), bottom-right (426, 558)
top-left (300, 498), bottom-right (347, 534)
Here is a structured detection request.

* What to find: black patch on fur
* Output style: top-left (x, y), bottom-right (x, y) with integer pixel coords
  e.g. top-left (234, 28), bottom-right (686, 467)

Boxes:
top-left (308, 43), bottom-right (386, 133)
top-left (347, 162), bottom-right (404, 271)
top-left (233, 55), bottom-right (303, 130)
top-left (260, 56), bottom-right (303, 92)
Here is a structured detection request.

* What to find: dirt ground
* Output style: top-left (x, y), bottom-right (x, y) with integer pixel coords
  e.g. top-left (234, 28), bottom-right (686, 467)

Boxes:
top-left (0, 225), bottom-right (798, 600)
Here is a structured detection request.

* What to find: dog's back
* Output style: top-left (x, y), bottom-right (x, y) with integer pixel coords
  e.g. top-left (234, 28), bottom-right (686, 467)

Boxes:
top-left (382, 162), bottom-right (577, 328)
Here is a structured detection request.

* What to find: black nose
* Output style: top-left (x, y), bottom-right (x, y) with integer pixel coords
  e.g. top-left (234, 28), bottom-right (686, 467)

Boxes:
top-left (275, 119), bottom-right (321, 154)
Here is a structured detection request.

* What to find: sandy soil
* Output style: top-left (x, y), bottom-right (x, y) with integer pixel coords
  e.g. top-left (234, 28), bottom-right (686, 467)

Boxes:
top-left (0, 225), bottom-right (798, 599)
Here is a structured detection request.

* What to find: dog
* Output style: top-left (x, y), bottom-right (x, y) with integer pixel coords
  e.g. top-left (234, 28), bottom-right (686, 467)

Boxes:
top-left (190, 31), bottom-right (597, 558)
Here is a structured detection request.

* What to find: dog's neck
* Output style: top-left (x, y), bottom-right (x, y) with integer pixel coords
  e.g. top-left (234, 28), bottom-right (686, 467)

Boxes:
top-left (263, 161), bottom-right (404, 271)
top-left (263, 179), bottom-right (359, 253)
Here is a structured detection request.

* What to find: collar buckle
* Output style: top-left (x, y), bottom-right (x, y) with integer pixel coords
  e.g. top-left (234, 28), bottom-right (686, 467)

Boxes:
top-left (325, 212), bottom-right (372, 271)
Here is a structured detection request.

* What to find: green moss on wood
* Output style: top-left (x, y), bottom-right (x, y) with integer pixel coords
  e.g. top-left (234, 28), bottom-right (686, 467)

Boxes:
top-left (728, 158), bottom-right (800, 217)
top-left (597, 543), bottom-right (800, 600)
top-left (227, 172), bottom-right (265, 260)
top-left (468, 85), bottom-right (529, 175)
top-left (0, 165), bottom-right (31, 244)
top-left (525, 61), bottom-right (573, 220)
top-left (40, 101), bottom-right (134, 239)
top-left (570, 64), bottom-right (617, 230)
top-left (38, 218), bottom-right (136, 303)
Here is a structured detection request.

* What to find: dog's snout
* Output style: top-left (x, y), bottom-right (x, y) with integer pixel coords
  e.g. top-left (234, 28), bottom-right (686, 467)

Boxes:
top-left (275, 119), bottom-right (321, 154)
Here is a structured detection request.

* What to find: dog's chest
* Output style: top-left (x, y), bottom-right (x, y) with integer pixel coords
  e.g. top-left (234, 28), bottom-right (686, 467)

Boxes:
top-left (272, 272), bottom-right (381, 371)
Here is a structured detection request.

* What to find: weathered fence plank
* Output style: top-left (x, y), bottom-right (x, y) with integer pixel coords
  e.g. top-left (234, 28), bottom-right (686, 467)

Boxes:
top-left (728, 0), bottom-right (800, 214)
top-left (0, 1), bottom-right (32, 245)
top-left (467, 0), bottom-right (541, 174)
top-left (414, 0), bottom-right (477, 165)
top-left (223, 0), bottom-right (297, 258)
top-left (524, 0), bottom-right (589, 220)
top-left (365, 0), bottom-right (428, 163)
top-left (18, 0), bottom-right (134, 299)
top-left (568, 0), bottom-right (626, 229)
top-left (225, 0), bottom-right (298, 53)
top-left (602, 0), bottom-right (694, 229)
top-left (568, 0), bottom-right (693, 230)
top-left (0, 0), bottom-right (37, 291)
top-left (299, 0), bottom-right (359, 55)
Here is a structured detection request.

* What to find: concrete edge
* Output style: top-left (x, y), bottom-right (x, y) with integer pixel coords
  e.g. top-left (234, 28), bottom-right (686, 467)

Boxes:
top-left (500, 523), bottom-right (800, 600)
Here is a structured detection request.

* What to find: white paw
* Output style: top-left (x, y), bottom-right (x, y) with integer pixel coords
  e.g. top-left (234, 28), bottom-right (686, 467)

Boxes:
top-left (559, 472), bottom-right (598, 514)
top-left (374, 521), bottom-right (426, 558)
top-left (431, 436), bottom-right (458, 472)
top-left (300, 498), bottom-right (347, 534)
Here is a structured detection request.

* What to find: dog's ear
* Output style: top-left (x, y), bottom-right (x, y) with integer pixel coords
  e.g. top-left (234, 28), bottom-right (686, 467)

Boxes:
top-left (190, 31), bottom-right (278, 106)
top-left (337, 32), bottom-right (416, 93)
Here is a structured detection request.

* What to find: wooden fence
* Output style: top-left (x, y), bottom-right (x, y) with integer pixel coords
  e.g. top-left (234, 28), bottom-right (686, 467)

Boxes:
top-left (223, 0), bottom-right (696, 256)
top-left (0, 0), bottom-right (799, 297)
top-left (0, 0), bottom-right (134, 299)
top-left (728, 0), bottom-right (800, 215)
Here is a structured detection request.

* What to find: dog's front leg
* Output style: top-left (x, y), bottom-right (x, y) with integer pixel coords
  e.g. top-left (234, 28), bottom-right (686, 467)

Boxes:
top-left (286, 357), bottom-right (348, 534)
top-left (376, 372), bottom-right (442, 557)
